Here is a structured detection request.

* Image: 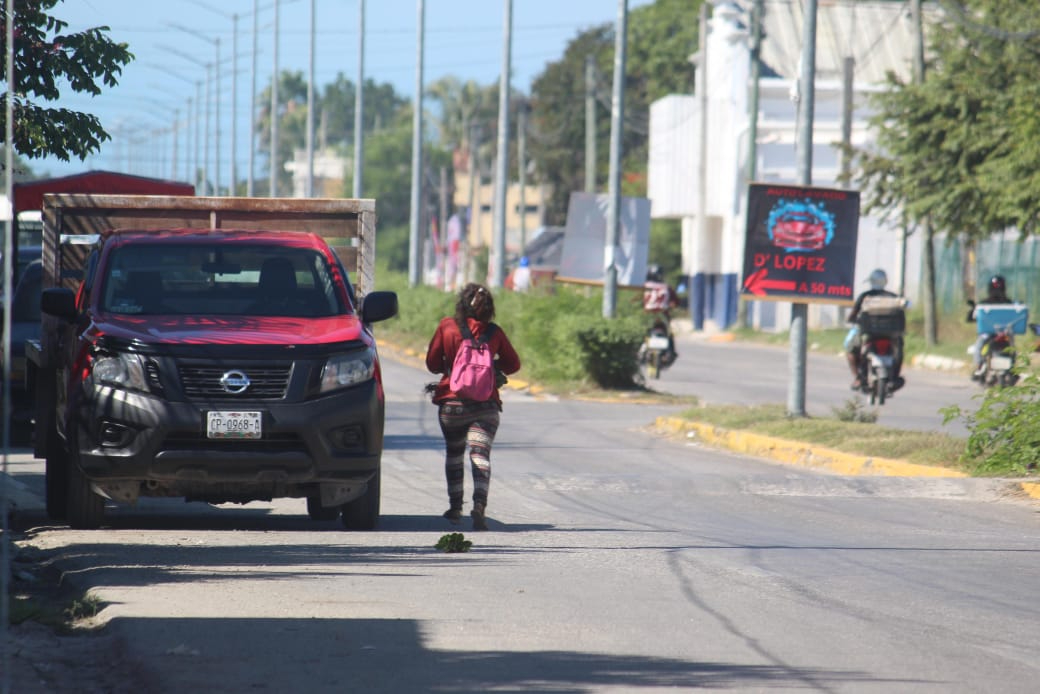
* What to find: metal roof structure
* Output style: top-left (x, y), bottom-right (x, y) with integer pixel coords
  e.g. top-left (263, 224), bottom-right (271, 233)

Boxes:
top-left (756, 0), bottom-right (940, 85)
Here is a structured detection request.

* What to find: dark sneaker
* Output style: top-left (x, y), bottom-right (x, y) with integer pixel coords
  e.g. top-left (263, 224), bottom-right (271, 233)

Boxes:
top-left (443, 508), bottom-right (462, 524)
top-left (471, 507), bottom-right (488, 531)
top-left (850, 378), bottom-right (862, 391)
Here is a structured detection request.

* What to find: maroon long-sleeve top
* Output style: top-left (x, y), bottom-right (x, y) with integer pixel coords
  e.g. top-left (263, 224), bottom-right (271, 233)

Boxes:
top-left (425, 316), bottom-right (522, 406)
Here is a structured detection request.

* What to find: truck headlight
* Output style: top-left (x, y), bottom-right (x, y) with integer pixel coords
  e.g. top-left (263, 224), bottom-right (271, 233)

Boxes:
top-left (320, 349), bottom-right (375, 392)
top-left (93, 353), bottom-right (149, 391)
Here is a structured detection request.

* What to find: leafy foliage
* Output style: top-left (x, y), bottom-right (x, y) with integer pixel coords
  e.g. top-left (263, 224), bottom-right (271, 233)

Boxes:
top-left (852, 1), bottom-right (1040, 240)
top-left (527, 0), bottom-right (699, 224)
top-left (257, 71), bottom-right (408, 194)
top-left (0, 0), bottom-right (133, 161)
top-left (941, 365), bottom-right (1040, 476)
top-left (435, 532), bottom-right (472, 553)
top-left (831, 398), bottom-right (879, 424)
top-left (376, 272), bottom-right (649, 390)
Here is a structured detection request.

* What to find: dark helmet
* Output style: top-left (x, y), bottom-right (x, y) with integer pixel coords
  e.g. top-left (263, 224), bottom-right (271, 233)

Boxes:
top-left (989, 275), bottom-right (1006, 294)
top-left (647, 264), bottom-right (663, 282)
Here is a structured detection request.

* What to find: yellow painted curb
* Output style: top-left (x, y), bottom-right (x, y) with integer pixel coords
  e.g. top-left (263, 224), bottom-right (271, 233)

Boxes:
top-left (1020, 482), bottom-right (1040, 500)
top-left (656, 417), bottom-right (969, 478)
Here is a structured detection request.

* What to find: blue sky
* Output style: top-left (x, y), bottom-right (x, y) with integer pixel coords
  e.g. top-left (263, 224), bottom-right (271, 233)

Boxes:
top-left (36, 0), bottom-right (657, 182)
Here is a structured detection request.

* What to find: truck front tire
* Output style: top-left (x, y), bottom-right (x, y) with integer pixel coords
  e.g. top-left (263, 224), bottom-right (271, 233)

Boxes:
top-left (45, 422), bottom-right (69, 521)
top-left (67, 447), bottom-right (105, 529)
top-left (340, 469), bottom-right (380, 530)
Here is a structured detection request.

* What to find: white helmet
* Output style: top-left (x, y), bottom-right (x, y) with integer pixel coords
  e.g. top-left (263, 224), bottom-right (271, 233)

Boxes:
top-left (867, 268), bottom-right (887, 290)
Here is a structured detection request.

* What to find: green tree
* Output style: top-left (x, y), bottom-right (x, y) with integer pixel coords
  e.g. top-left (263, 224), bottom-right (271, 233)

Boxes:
top-left (257, 71), bottom-right (408, 193)
top-left (851, 1), bottom-right (1040, 344)
top-left (528, 0), bottom-right (698, 224)
top-left (343, 105), bottom-right (451, 272)
top-left (0, 0), bottom-right (133, 162)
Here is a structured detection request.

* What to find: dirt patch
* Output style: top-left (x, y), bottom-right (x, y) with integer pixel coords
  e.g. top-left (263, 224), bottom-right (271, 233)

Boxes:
top-left (4, 535), bottom-right (156, 693)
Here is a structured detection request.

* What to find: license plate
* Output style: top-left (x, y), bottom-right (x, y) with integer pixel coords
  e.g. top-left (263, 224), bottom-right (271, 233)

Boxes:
top-left (990, 355), bottom-right (1013, 371)
top-left (647, 335), bottom-right (670, 350)
top-left (207, 411), bottom-right (262, 439)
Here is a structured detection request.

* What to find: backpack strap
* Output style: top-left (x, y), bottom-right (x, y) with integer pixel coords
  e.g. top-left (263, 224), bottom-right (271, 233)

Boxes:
top-left (457, 319), bottom-right (495, 345)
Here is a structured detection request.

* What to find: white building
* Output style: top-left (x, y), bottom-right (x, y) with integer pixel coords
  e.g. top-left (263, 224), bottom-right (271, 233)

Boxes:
top-left (648, 0), bottom-right (936, 330)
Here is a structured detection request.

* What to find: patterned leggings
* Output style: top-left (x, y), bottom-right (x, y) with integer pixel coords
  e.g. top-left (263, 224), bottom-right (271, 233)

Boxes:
top-left (437, 400), bottom-right (501, 511)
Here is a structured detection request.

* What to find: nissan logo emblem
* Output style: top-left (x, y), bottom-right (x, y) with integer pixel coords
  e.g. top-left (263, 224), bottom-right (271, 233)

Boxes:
top-left (219, 370), bottom-right (251, 394)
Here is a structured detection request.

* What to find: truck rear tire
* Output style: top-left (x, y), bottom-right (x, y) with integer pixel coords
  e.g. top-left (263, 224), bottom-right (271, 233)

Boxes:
top-left (340, 469), bottom-right (380, 530)
top-left (67, 449), bottom-right (105, 529)
top-left (45, 423), bottom-right (68, 521)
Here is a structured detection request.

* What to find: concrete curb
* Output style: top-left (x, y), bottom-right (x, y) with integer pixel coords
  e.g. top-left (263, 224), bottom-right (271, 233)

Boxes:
top-left (654, 416), bottom-right (1040, 501)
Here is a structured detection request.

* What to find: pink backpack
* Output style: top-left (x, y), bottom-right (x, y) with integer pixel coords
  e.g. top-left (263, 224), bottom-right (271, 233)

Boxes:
top-left (449, 321), bottom-right (497, 401)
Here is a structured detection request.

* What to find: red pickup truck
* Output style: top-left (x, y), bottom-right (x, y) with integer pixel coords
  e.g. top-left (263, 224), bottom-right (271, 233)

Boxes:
top-left (30, 195), bottom-right (397, 529)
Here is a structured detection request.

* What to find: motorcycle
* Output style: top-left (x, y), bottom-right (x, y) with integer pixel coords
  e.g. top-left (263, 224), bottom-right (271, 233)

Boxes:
top-left (975, 327), bottom-right (1018, 387)
top-left (856, 296), bottom-right (907, 406)
top-left (971, 303), bottom-right (1028, 388)
top-left (639, 318), bottom-right (675, 380)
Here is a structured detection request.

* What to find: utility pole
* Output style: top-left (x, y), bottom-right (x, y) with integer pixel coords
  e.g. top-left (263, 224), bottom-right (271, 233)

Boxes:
top-left (788, 0), bottom-right (818, 418)
top-left (195, 80), bottom-right (202, 191)
top-left (911, 0), bottom-right (937, 345)
top-left (518, 103), bottom-right (527, 255)
top-left (214, 37), bottom-right (220, 194)
top-left (694, 1), bottom-right (708, 330)
top-left (737, 0), bottom-right (763, 329)
top-left (467, 123), bottom-right (478, 286)
top-left (172, 108), bottom-right (180, 180)
top-left (306, 0), bottom-right (315, 197)
top-left (353, 0), bottom-right (365, 198)
top-left (271, 0), bottom-right (280, 197)
top-left (2, 8), bottom-right (16, 677)
top-left (231, 14), bottom-right (238, 195)
top-left (585, 55), bottom-right (596, 193)
top-left (491, 0), bottom-right (513, 288)
top-left (248, 0), bottom-right (258, 196)
top-left (204, 63), bottom-right (211, 194)
top-left (603, 0), bottom-right (628, 319)
top-left (408, 0), bottom-right (425, 287)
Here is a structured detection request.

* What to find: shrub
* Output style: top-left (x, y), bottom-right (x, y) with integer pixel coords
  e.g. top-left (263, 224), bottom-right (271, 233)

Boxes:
top-left (941, 366), bottom-right (1040, 476)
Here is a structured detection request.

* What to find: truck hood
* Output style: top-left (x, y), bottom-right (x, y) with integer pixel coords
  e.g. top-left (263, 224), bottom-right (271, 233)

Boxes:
top-left (94, 314), bottom-right (367, 346)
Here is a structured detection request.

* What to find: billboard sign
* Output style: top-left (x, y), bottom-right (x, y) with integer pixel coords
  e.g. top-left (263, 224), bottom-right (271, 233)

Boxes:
top-left (558, 192), bottom-right (651, 286)
top-left (741, 183), bottom-right (860, 304)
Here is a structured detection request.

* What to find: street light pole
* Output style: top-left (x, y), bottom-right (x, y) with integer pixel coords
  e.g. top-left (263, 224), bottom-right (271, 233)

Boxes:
top-left (249, 0), bottom-right (258, 196)
top-left (271, 0), bottom-right (280, 197)
top-left (353, 0), bottom-right (365, 198)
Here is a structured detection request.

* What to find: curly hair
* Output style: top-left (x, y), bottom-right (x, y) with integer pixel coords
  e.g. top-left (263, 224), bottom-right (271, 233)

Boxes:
top-left (454, 283), bottom-right (495, 324)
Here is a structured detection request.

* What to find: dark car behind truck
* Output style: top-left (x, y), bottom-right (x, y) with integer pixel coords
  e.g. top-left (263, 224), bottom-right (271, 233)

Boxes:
top-left (30, 195), bottom-right (397, 529)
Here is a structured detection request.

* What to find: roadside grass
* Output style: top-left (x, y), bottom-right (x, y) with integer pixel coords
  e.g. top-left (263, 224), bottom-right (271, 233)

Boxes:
top-left (678, 402), bottom-right (970, 472)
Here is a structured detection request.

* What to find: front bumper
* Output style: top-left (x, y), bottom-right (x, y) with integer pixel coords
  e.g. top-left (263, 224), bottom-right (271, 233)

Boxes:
top-left (73, 379), bottom-right (384, 488)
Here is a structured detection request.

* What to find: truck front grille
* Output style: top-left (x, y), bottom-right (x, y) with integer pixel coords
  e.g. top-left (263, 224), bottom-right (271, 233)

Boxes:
top-left (178, 363), bottom-right (292, 400)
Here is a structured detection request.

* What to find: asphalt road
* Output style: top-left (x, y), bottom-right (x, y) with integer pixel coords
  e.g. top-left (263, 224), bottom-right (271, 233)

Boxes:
top-left (657, 331), bottom-right (981, 437)
top-left (3, 349), bottom-right (1038, 693)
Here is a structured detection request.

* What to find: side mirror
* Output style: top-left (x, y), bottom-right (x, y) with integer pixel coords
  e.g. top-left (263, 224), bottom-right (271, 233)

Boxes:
top-left (360, 291), bottom-right (399, 324)
top-left (41, 287), bottom-right (77, 322)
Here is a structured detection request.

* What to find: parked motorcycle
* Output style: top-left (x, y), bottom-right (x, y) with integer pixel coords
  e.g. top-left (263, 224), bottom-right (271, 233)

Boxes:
top-left (971, 303), bottom-right (1028, 388)
top-left (639, 319), bottom-right (675, 380)
top-left (856, 296), bottom-right (907, 406)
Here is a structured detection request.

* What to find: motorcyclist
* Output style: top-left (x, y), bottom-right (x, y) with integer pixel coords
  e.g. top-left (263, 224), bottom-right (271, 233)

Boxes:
top-left (967, 274), bottom-right (1013, 380)
top-left (845, 268), bottom-right (905, 391)
top-left (642, 264), bottom-right (680, 366)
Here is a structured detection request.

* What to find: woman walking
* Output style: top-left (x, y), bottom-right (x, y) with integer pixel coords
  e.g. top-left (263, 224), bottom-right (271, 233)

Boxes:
top-left (425, 283), bottom-right (521, 530)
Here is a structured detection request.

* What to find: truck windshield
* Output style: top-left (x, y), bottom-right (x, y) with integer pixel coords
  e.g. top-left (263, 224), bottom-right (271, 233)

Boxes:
top-left (99, 243), bottom-right (350, 317)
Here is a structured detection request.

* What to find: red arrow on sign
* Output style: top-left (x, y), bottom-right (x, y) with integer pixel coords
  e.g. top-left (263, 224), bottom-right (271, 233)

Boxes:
top-left (743, 267), bottom-right (797, 296)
